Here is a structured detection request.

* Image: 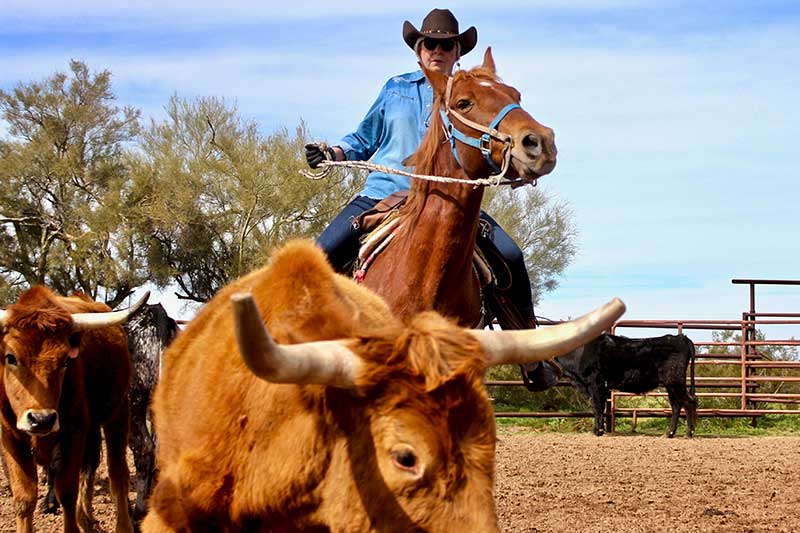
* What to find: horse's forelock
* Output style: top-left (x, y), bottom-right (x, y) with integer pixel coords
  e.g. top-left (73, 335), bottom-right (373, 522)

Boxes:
top-left (466, 66), bottom-right (500, 83)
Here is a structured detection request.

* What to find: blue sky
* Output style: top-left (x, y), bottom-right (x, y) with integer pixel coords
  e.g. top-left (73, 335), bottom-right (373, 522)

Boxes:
top-left (2, 1), bottom-right (799, 341)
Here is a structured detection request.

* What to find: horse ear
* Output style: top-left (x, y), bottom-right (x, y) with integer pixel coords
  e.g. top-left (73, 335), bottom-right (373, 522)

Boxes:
top-left (482, 47), bottom-right (496, 74)
top-left (420, 62), bottom-right (449, 98)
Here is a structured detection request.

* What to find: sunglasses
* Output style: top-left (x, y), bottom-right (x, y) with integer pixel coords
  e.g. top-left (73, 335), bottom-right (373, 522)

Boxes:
top-left (422, 37), bottom-right (456, 53)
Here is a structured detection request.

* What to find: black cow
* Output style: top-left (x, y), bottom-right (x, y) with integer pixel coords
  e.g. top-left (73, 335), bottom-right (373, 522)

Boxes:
top-left (557, 333), bottom-right (697, 437)
top-left (124, 303), bottom-right (179, 521)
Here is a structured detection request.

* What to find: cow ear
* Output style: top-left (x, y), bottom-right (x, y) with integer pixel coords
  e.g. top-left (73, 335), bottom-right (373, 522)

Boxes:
top-left (68, 333), bottom-right (81, 359)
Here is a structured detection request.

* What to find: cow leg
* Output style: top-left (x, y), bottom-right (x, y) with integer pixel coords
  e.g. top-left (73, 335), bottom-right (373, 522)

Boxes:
top-left (40, 461), bottom-right (60, 514)
top-left (104, 411), bottom-right (135, 533)
top-left (129, 390), bottom-right (156, 523)
top-left (591, 386), bottom-right (608, 436)
top-left (54, 434), bottom-right (85, 533)
top-left (77, 425), bottom-right (101, 531)
top-left (1, 431), bottom-right (38, 533)
top-left (685, 392), bottom-right (698, 438)
top-left (666, 389), bottom-right (679, 438)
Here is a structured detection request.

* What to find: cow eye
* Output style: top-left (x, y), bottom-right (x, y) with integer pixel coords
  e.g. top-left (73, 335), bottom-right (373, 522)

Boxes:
top-left (4, 354), bottom-right (17, 367)
top-left (391, 447), bottom-right (418, 471)
top-left (455, 99), bottom-right (472, 112)
top-left (68, 333), bottom-right (81, 348)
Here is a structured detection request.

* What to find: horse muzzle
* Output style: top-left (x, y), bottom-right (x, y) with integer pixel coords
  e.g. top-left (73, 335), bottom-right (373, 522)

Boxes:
top-left (510, 127), bottom-right (557, 178)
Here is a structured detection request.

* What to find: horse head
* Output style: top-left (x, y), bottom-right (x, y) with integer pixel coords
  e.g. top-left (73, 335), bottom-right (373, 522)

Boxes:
top-left (413, 47), bottom-right (557, 182)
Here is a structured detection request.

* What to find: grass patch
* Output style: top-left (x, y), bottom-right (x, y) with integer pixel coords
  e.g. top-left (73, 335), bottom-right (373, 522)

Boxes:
top-left (494, 413), bottom-right (800, 437)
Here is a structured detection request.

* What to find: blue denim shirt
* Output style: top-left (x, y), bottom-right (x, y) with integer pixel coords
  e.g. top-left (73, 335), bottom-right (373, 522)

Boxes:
top-left (339, 70), bottom-right (433, 200)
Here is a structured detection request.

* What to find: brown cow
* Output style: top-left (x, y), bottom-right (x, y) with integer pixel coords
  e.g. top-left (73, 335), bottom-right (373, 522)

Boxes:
top-left (0, 288), bottom-right (148, 533)
top-left (142, 240), bottom-right (624, 532)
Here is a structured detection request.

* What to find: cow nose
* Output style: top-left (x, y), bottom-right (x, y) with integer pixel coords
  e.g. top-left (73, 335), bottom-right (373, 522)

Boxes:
top-left (26, 410), bottom-right (58, 433)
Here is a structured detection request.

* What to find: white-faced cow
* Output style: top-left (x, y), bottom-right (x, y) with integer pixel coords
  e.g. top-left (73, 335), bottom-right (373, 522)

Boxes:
top-left (123, 303), bottom-right (179, 522)
top-left (557, 333), bottom-right (697, 438)
top-left (141, 240), bottom-right (624, 532)
top-left (0, 288), bottom-right (148, 533)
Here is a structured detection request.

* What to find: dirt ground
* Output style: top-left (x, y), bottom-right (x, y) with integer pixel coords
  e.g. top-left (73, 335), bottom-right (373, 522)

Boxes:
top-left (3, 431), bottom-right (800, 532)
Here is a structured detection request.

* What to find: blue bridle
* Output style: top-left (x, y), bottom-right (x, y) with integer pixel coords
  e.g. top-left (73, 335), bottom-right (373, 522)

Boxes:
top-left (439, 75), bottom-right (521, 177)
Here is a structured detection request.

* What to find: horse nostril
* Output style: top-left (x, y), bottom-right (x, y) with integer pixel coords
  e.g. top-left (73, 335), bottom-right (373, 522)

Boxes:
top-left (520, 133), bottom-right (544, 158)
top-left (522, 133), bottom-right (540, 150)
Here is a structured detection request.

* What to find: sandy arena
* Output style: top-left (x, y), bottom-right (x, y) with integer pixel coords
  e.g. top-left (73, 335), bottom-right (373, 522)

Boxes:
top-left (3, 430), bottom-right (799, 532)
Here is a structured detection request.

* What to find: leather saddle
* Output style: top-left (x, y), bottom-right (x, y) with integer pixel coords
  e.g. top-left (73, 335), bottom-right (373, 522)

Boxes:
top-left (351, 191), bottom-right (523, 330)
top-left (352, 191), bottom-right (561, 392)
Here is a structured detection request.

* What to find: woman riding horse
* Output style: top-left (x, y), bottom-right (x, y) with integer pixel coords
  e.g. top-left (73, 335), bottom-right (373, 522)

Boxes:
top-left (306, 9), bottom-right (559, 388)
top-left (307, 10), bottom-right (536, 319)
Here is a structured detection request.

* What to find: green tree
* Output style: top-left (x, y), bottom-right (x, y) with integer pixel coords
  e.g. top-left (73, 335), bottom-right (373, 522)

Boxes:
top-left (132, 95), bottom-right (364, 302)
top-left (0, 60), bottom-right (144, 307)
top-left (483, 185), bottom-right (577, 306)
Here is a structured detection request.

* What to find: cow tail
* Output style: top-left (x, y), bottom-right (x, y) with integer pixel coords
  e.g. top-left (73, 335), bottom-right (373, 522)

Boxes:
top-left (690, 341), bottom-right (696, 397)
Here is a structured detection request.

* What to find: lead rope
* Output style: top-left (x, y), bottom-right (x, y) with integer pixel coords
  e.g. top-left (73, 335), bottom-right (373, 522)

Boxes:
top-left (300, 74), bottom-right (537, 189)
top-left (300, 159), bottom-right (533, 188)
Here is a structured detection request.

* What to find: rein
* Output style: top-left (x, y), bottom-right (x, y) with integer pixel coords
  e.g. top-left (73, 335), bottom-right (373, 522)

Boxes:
top-left (300, 75), bottom-right (535, 188)
top-left (300, 160), bottom-right (534, 188)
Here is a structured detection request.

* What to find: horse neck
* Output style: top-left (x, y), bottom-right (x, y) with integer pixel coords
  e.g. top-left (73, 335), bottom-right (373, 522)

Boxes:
top-left (375, 97), bottom-right (486, 323)
top-left (406, 177), bottom-right (484, 245)
top-left (395, 174), bottom-right (485, 308)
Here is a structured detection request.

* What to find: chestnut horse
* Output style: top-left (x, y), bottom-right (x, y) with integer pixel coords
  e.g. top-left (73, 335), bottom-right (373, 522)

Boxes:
top-left (362, 48), bottom-right (557, 328)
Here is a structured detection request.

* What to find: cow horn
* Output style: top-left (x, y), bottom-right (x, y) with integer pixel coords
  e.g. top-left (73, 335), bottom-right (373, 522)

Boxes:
top-left (470, 298), bottom-right (625, 366)
top-left (231, 292), bottom-right (363, 388)
top-left (70, 291), bottom-right (151, 331)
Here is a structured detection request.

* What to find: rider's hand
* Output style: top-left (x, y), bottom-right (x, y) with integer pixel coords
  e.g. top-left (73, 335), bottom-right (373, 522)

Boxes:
top-left (305, 143), bottom-right (336, 169)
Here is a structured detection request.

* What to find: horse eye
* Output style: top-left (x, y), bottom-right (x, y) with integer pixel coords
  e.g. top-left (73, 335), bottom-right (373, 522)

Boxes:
top-left (456, 99), bottom-right (472, 111)
top-left (5, 354), bottom-right (17, 367)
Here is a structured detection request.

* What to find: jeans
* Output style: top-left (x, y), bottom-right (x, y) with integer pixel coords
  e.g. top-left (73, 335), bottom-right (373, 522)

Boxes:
top-left (316, 196), bottom-right (380, 272)
top-left (479, 212), bottom-right (534, 314)
top-left (317, 195), bottom-right (533, 313)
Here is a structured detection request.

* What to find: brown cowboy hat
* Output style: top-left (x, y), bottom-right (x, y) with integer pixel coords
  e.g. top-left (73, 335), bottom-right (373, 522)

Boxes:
top-left (402, 8), bottom-right (477, 56)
